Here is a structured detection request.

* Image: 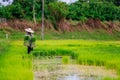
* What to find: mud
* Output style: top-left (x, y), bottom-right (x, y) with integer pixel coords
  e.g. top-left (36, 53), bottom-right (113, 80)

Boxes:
top-left (33, 57), bottom-right (117, 80)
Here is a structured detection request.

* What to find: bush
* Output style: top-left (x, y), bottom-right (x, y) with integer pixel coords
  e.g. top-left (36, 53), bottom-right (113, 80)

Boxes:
top-left (67, 1), bottom-right (120, 21)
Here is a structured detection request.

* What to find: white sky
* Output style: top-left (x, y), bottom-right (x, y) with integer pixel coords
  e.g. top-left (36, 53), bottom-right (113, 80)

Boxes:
top-left (0, 0), bottom-right (13, 6)
top-left (60, 0), bottom-right (78, 4)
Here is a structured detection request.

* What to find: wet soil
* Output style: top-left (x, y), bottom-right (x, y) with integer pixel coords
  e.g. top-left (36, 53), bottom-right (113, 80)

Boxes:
top-left (33, 57), bottom-right (117, 80)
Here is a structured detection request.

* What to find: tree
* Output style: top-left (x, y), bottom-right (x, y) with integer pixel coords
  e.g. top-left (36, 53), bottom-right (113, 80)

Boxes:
top-left (104, 0), bottom-right (120, 6)
top-left (67, 0), bottom-right (120, 21)
top-left (47, 2), bottom-right (68, 30)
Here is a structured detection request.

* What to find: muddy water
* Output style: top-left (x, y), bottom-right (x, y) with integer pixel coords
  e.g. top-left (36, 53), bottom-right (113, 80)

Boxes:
top-left (33, 57), bottom-right (117, 80)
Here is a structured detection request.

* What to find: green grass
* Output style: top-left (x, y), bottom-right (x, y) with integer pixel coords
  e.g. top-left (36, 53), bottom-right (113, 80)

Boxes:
top-left (41, 29), bottom-right (120, 40)
top-left (33, 40), bottom-right (120, 79)
top-left (1, 28), bottom-right (120, 40)
top-left (0, 40), bottom-right (33, 80)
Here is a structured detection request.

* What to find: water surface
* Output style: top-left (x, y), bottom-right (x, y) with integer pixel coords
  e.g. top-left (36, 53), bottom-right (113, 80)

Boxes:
top-left (34, 57), bottom-right (117, 80)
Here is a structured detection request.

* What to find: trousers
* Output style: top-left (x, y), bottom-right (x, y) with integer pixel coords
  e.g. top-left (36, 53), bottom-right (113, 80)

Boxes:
top-left (28, 46), bottom-right (33, 54)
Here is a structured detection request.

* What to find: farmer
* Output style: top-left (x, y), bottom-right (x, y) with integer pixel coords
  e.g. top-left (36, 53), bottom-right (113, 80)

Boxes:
top-left (24, 28), bottom-right (36, 54)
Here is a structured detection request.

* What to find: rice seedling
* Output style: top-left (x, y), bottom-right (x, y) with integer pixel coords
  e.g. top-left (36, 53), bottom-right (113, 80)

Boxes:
top-left (1, 39), bottom-right (120, 80)
top-left (33, 40), bottom-right (120, 79)
top-left (0, 40), bottom-right (33, 80)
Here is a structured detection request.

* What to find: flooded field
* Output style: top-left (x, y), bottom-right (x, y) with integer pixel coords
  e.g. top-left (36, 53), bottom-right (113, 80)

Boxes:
top-left (33, 57), bottom-right (117, 80)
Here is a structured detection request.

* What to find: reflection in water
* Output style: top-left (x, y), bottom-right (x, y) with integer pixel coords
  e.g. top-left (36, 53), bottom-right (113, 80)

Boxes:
top-left (61, 75), bottom-right (80, 80)
top-left (57, 74), bottom-right (82, 80)
top-left (57, 74), bottom-right (100, 80)
top-left (34, 57), bottom-right (117, 80)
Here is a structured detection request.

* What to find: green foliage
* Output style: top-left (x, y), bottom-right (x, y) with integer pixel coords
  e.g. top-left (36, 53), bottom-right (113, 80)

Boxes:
top-left (0, 6), bottom-right (12, 19)
top-left (48, 2), bottom-right (68, 22)
top-left (47, 2), bottom-right (68, 30)
top-left (0, 0), bottom-right (120, 31)
top-left (104, 0), bottom-right (120, 6)
top-left (45, 0), bottom-right (57, 4)
top-left (11, 3), bottom-right (24, 18)
top-left (67, 1), bottom-right (120, 21)
top-left (0, 0), bottom-right (58, 20)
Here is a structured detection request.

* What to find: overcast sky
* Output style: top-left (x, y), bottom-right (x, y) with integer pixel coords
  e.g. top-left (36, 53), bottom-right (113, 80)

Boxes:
top-left (60, 0), bottom-right (78, 4)
top-left (0, 0), bottom-right (13, 6)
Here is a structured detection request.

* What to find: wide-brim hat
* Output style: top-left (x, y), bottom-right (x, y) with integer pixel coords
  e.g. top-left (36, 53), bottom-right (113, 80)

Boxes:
top-left (25, 28), bottom-right (34, 33)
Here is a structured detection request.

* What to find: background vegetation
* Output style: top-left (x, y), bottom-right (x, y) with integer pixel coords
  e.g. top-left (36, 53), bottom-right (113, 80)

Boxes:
top-left (0, 0), bottom-right (120, 21)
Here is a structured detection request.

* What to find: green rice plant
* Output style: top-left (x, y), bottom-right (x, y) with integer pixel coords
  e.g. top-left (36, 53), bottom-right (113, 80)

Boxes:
top-left (1, 40), bottom-right (120, 80)
top-left (31, 37), bottom-right (36, 42)
top-left (33, 40), bottom-right (120, 79)
top-left (62, 56), bottom-right (70, 64)
top-left (86, 59), bottom-right (94, 65)
top-left (24, 36), bottom-right (29, 41)
top-left (0, 39), bottom-right (9, 54)
top-left (33, 48), bottom-right (76, 59)
top-left (103, 77), bottom-right (114, 80)
top-left (0, 40), bottom-right (33, 80)
top-left (103, 77), bottom-right (120, 80)
top-left (95, 60), bottom-right (105, 66)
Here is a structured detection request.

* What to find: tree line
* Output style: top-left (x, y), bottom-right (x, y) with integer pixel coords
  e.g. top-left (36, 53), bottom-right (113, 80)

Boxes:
top-left (0, 0), bottom-right (120, 22)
